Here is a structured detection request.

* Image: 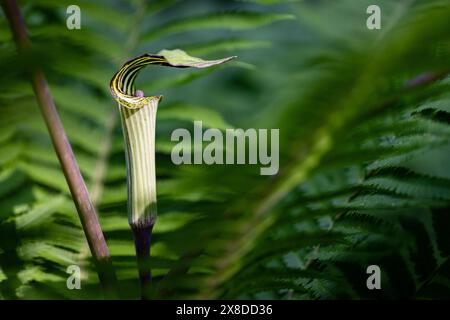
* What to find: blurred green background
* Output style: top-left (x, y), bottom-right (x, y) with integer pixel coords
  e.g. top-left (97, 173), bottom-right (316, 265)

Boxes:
top-left (1, 0), bottom-right (450, 299)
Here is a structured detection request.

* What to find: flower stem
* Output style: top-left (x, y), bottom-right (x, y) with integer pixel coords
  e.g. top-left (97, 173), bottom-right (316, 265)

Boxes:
top-left (131, 224), bottom-right (153, 300)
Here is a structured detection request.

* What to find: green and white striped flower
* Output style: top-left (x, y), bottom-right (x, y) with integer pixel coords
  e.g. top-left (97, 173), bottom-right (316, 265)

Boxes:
top-left (110, 49), bottom-right (235, 227)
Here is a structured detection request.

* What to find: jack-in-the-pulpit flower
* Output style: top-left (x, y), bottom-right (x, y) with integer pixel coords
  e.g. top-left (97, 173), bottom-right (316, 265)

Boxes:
top-left (110, 49), bottom-right (235, 298)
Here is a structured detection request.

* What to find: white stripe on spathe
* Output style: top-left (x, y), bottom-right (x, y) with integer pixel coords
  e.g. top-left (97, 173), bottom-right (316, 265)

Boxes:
top-left (119, 99), bottom-right (158, 227)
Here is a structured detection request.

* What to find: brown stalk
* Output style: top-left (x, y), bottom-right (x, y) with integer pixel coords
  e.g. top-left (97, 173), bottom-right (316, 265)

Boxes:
top-left (0, 0), bottom-right (117, 296)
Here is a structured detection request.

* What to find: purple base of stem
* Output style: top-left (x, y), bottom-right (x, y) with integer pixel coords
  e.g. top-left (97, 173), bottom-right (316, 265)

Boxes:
top-left (131, 223), bottom-right (154, 300)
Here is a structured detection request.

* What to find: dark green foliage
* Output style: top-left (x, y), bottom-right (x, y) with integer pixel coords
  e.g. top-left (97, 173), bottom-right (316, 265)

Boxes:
top-left (0, 0), bottom-right (449, 299)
